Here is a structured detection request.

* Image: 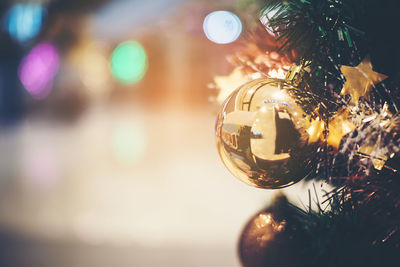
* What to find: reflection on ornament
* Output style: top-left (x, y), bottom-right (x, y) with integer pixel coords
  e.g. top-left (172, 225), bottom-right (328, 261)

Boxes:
top-left (215, 78), bottom-right (321, 189)
top-left (241, 211), bottom-right (286, 250)
top-left (340, 58), bottom-right (387, 104)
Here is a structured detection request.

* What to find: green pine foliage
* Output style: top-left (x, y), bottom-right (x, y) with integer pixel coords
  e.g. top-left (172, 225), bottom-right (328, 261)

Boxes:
top-left (241, 1), bottom-right (400, 266)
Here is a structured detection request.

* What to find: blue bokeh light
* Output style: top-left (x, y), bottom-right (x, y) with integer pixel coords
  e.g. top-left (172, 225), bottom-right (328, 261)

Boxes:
top-left (203, 11), bottom-right (242, 44)
top-left (4, 4), bottom-right (46, 43)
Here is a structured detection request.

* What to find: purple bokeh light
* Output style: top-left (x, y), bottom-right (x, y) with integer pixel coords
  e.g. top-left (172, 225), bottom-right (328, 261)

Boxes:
top-left (18, 42), bottom-right (60, 99)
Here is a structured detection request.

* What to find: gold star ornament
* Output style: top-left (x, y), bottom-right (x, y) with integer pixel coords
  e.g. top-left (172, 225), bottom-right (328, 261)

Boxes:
top-left (340, 58), bottom-right (388, 104)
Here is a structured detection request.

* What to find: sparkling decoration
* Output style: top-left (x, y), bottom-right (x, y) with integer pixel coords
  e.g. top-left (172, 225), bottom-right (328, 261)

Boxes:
top-left (324, 59), bottom-right (395, 171)
top-left (337, 103), bottom-right (400, 173)
top-left (203, 11), bottom-right (242, 44)
top-left (211, 22), bottom-right (294, 106)
top-left (110, 41), bottom-right (148, 84)
top-left (225, 25), bottom-right (293, 79)
top-left (215, 78), bottom-right (321, 189)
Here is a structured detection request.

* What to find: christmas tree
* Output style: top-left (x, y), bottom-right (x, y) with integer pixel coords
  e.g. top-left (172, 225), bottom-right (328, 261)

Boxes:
top-left (214, 1), bottom-right (399, 266)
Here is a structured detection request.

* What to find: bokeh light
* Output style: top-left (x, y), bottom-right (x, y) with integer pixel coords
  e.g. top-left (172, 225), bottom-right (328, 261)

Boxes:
top-left (110, 41), bottom-right (148, 84)
top-left (4, 3), bottom-right (46, 42)
top-left (203, 11), bottom-right (242, 44)
top-left (18, 42), bottom-right (60, 99)
top-left (111, 123), bottom-right (147, 164)
top-left (20, 144), bottom-right (61, 190)
top-left (73, 42), bottom-right (112, 99)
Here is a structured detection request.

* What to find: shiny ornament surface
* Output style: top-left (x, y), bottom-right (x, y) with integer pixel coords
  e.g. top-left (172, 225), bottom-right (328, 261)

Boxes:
top-left (239, 196), bottom-right (308, 267)
top-left (215, 78), bottom-right (320, 189)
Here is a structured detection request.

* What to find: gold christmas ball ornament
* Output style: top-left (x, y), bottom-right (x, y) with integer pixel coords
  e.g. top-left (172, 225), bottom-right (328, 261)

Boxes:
top-left (215, 78), bottom-right (322, 189)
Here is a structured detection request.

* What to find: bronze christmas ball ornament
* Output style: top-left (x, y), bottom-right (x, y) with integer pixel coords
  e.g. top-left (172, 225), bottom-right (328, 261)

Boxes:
top-left (238, 196), bottom-right (309, 267)
top-left (215, 78), bottom-right (322, 189)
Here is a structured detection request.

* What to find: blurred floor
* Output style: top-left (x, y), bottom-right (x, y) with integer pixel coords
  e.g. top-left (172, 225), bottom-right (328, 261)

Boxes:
top-left (0, 106), bottom-right (274, 266)
top-left (0, 230), bottom-right (238, 267)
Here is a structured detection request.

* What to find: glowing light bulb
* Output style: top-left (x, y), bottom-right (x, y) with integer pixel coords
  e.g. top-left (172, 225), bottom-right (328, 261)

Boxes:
top-left (18, 42), bottom-right (59, 99)
top-left (4, 4), bottom-right (46, 42)
top-left (110, 41), bottom-right (148, 84)
top-left (203, 11), bottom-right (242, 44)
top-left (76, 43), bottom-right (111, 98)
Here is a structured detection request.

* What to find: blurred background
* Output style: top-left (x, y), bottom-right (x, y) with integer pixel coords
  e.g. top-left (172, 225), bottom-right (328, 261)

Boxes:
top-left (0, 0), bottom-right (317, 266)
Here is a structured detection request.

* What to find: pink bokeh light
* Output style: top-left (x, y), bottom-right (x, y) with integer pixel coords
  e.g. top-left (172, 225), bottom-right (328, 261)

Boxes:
top-left (21, 145), bottom-right (61, 190)
top-left (18, 42), bottom-right (60, 99)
